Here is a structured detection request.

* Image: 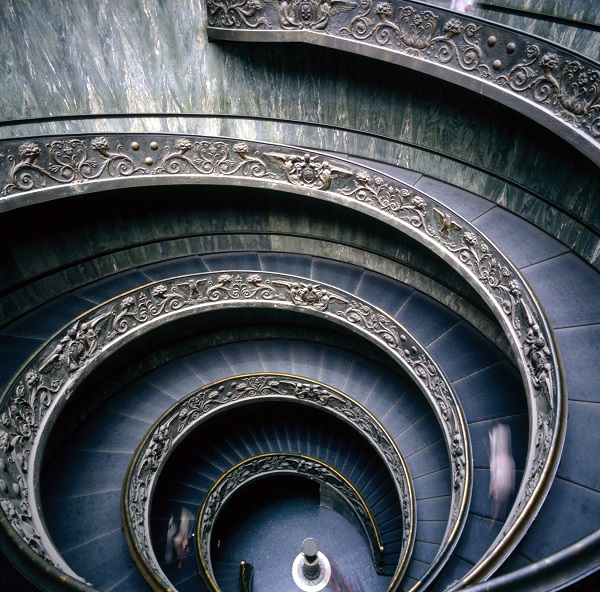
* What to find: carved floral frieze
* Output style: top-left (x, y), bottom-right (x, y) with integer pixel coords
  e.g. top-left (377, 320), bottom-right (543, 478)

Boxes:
top-left (197, 453), bottom-right (386, 583)
top-left (0, 134), bottom-right (563, 587)
top-left (205, 0), bottom-right (600, 152)
top-left (1, 138), bottom-right (147, 196)
top-left (125, 378), bottom-right (410, 587)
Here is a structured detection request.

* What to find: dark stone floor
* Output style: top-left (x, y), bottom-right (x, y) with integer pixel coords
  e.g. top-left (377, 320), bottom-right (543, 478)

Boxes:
top-left (211, 477), bottom-right (392, 592)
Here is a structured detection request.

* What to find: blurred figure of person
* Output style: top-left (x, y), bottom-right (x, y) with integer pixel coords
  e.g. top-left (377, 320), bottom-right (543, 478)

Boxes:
top-left (488, 423), bottom-right (515, 523)
top-left (328, 557), bottom-right (353, 591)
top-left (165, 507), bottom-right (194, 568)
top-left (451, 0), bottom-right (475, 12)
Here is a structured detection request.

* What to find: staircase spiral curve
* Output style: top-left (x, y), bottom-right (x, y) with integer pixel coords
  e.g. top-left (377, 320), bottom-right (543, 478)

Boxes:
top-left (1, 1), bottom-right (599, 591)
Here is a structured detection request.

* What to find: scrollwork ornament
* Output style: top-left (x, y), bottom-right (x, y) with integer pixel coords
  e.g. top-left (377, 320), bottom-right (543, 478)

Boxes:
top-left (272, 279), bottom-right (347, 309)
top-left (0, 369), bottom-right (62, 562)
top-left (154, 140), bottom-right (277, 179)
top-left (337, 300), bottom-right (399, 347)
top-left (207, 0), bottom-right (272, 29)
top-left (108, 284), bottom-right (188, 339)
top-left (446, 232), bottom-right (513, 311)
top-left (497, 46), bottom-right (600, 137)
top-left (338, 172), bottom-right (433, 233)
top-left (197, 453), bottom-right (385, 580)
top-left (195, 140), bottom-right (268, 177)
top-left (205, 273), bottom-right (282, 301)
top-left (1, 137), bottom-right (147, 196)
top-left (339, 6), bottom-right (490, 77)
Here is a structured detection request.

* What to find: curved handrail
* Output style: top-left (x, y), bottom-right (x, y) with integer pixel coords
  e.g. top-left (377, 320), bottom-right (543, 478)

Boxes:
top-left (0, 134), bottom-right (564, 589)
top-left (196, 453), bottom-right (387, 588)
top-left (122, 375), bottom-right (415, 591)
top-left (204, 0), bottom-right (600, 166)
top-left (457, 528), bottom-right (600, 592)
top-left (0, 269), bottom-right (470, 591)
top-left (239, 560), bottom-right (254, 592)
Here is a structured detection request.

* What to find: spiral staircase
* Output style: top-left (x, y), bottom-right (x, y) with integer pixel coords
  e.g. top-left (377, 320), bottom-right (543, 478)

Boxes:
top-left (0, 1), bottom-right (599, 591)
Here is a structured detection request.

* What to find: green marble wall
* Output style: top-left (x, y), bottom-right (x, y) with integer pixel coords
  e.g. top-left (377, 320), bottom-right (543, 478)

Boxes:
top-left (0, 185), bottom-right (509, 355)
top-left (475, 0), bottom-right (599, 57)
top-left (0, 0), bottom-right (598, 265)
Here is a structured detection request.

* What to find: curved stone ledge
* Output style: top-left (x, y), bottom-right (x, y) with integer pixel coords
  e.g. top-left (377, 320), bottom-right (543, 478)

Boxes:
top-left (0, 272), bottom-right (469, 592)
top-left (205, 0), bottom-right (600, 166)
top-left (0, 134), bottom-right (565, 588)
top-left (124, 382), bottom-right (407, 590)
top-left (196, 453), bottom-right (387, 583)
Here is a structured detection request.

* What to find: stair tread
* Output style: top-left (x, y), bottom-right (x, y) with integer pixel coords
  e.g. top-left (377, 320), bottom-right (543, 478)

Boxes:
top-left (395, 291), bottom-right (460, 347)
top-left (522, 253), bottom-right (600, 329)
top-left (428, 321), bottom-right (505, 382)
top-left (258, 252), bottom-right (312, 277)
top-left (311, 257), bottom-right (364, 294)
top-left (556, 324), bottom-right (600, 403)
top-left (474, 206), bottom-right (570, 269)
top-left (140, 255), bottom-right (207, 280)
top-left (201, 251), bottom-right (262, 271)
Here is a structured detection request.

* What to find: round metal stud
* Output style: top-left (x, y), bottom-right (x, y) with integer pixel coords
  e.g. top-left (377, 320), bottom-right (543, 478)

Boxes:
top-left (131, 141), bottom-right (140, 150)
top-left (150, 141), bottom-right (159, 150)
top-left (487, 36), bottom-right (497, 47)
top-left (506, 42), bottom-right (516, 54)
top-left (493, 60), bottom-right (502, 71)
top-left (145, 157), bottom-right (153, 166)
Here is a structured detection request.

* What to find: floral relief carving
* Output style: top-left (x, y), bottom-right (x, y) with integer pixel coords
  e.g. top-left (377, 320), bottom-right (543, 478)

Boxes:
top-left (445, 232), bottom-right (554, 421)
top-left (206, 273), bottom-right (281, 300)
top-left (340, 4), bottom-right (489, 77)
top-left (125, 376), bottom-right (414, 585)
top-left (207, 0), bottom-right (272, 29)
top-left (337, 300), bottom-right (400, 347)
top-left (0, 137), bottom-right (279, 198)
top-left (1, 137), bottom-right (147, 196)
top-left (339, 171), bottom-right (432, 232)
top-left (0, 368), bottom-right (62, 561)
top-left (497, 46), bottom-right (600, 137)
top-left (271, 279), bottom-right (348, 309)
top-left (154, 140), bottom-right (277, 178)
top-left (197, 453), bottom-right (386, 581)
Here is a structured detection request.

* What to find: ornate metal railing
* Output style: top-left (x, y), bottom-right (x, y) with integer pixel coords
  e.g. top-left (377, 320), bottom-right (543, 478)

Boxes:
top-left (196, 452), bottom-right (386, 588)
top-left (196, 454), bottom-right (384, 589)
top-left (204, 0), bottom-right (600, 165)
top-left (0, 134), bottom-right (564, 589)
top-left (122, 376), bottom-right (414, 590)
top-left (0, 269), bottom-right (469, 591)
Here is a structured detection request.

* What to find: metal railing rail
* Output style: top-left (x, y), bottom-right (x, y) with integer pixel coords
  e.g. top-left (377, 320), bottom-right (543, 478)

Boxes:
top-left (204, 0), bottom-right (600, 166)
top-left (239, 560), bottom-right (254, 592)
top-left (196, 453), bottom-right (387, 588)
top-left (0, 134), bottom-right (564, 590)
top-left (122, 374), bottom-right (417, 591)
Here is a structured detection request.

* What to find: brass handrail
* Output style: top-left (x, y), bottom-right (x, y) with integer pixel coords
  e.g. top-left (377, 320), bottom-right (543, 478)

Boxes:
top-left (196, 453), bottom-right (386, 589)
top-left (204, 0), bottom-right (600, 166)
top-left (122, 374), bottom-right (417, 591)
top-left (239, 560), bottom-right (254, 592)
